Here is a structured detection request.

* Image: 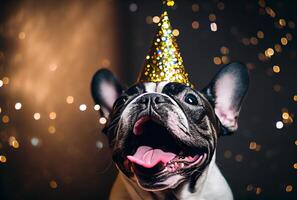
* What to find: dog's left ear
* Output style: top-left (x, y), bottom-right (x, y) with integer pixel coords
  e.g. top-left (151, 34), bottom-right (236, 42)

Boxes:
top-left (201, 62), bottom-right (249, 136)
top-left (91, 68), bottom-right (124, 118)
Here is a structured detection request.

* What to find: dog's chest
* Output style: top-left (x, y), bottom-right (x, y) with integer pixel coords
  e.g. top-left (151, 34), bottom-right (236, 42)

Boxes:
top-left (110, 163), bottom-right (233, 200)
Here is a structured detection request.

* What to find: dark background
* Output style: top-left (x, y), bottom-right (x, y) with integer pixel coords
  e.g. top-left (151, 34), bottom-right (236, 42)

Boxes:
top-left (0, 0), bottom-right (296, 199)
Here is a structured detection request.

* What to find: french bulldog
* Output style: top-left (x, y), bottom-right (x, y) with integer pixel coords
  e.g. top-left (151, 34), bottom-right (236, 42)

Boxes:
top-left (91, 62), bottom-right (249, 200)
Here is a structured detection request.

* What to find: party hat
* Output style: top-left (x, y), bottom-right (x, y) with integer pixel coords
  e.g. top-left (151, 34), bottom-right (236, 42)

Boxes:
top-left (137, 11), bottom-right (190, 86)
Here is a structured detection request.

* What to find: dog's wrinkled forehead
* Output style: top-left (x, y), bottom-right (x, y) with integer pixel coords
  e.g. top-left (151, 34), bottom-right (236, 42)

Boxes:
top-left (124, 82), bottom-right (167, 96)
top-left (124, 82), bottom-right (196, 98)
top-left (121, 82), bottom-right (208, 110)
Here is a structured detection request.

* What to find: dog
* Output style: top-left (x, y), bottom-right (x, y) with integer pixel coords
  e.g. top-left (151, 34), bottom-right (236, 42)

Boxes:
top-left (91, 62), bottom-right (249, 200)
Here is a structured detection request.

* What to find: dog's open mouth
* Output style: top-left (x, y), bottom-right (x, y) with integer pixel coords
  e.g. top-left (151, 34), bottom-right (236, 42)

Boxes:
top-left (125, 116), bottom-right (207, 176)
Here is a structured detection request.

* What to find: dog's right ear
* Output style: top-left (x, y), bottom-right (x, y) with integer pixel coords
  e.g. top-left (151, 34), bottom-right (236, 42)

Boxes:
top-left (91, 69), bottom-right (124, 118)
top-left (201, 62), bottom-right (249, 136)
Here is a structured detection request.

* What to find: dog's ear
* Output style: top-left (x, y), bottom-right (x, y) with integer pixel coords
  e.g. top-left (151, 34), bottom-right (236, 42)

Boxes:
top-left (91, 69), bottom-right (124, 118)
top-left (201, 62), bottom-right (249, 136)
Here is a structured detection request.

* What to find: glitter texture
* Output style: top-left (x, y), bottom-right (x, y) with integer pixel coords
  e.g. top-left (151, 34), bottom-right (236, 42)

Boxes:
top-left (137, 11), bottom-right (190, 86)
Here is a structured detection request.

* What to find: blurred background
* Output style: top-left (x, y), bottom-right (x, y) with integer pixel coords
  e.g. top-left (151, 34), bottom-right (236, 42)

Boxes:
top-left (0, 0), bottom-right (296, 199)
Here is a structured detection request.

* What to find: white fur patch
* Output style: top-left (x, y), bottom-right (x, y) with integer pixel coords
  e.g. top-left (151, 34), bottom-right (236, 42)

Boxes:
top-left (143, 82), bottom-right (156, 93)
top-left (214, 74), bottom-right (238, 131)
top-left (100, 81), bottom-right (118, 109)
top-left (156, 82), bottom-right (168, 93)
top-left (143, 81), bottom-right (169, 93)
top-left (215, 74), bottom-right (234, 112)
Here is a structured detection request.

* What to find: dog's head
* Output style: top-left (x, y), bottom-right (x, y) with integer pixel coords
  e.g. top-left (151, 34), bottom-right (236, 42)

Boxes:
top-left (91, 62), bottom-right (249, 191)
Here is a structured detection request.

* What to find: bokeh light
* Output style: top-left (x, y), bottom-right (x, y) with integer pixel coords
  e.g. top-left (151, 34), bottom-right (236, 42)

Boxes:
top-left (257, 31), bottom-right (265, 39)
top-left (18, 32), bottom-right (26, 40)
top-left (280, 37), bottom-right (288, 45)
top-left (282, 112), bottom-right (289, 120)
top-left (153, 16), bottom-right (160, 24)
top-left (49, 180), bottom-right (58, 189)
top-left (129, 3), bottom-right (138, 12)
top-left (235, 154), bottom-right (243, 162)
top-left (255, 187), bottom-right (262, 195)
top-left (48, 126), bottom-right (56, 134)
top-left (2, 77), bottom-right (9, 85)
top-left (208, 13), bottom-right (216, 22)
top-left (96, 140), bottom-right (104, 149)
top-left (79, 104), bottom-right (87, 112)
top-left (172, 29), bottom-right (180, 37)
top-left (272, 65), bottom-right (280, 73)
top-left (31, 137), bottom-right (40, 146)
top-left (249, 141), bottom-right (257, 150)
top-left (265, 48), bottom-right (274, 57)
top-left (9, 136), bottom-right (20, 149)
top-left (220, 46), bottom-right (229, 55)
top-left (99, 117), bottom-right (107, 124)
top-left (146, 16), bottom-right (153, 24)
top-left (0, 155), bottom-right (7, 163)
top-left (66, 96), bottom-right (74, 104)
top-left (49, 112), bottom-right (57, 120)
top-left (2, 115), bottom-right (10, 123)
top-left (213, 56), bottom-right (222, 65)
top-left (14, 102), bottom-right (22, 110)
top-left (191, 4), bottom-right (199, 12)
top-left (49, 64), bottom-right (58, 72)
top-left (94, 104), bottom-right (100, 111)
top-left (210, 22), bottom-right (217, 32)
top-left (224, 150), bottom-right (232, 159)
top-left (221, 56), bottom-right (229, 64)
top-left (285, 185), bottom-right (293, 192)
top-left (191, 21), bottom-right (199, 29)
top-left (276, 121), bottom-right (284, 129)
top-left (33, 113), bottom-right (41, 120)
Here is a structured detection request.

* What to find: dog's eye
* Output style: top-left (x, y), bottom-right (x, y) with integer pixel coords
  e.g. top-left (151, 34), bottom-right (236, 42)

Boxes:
top-left (184, 94), bottom-right (198, 105)
top-left (113, 96), bottom-right (128, 109)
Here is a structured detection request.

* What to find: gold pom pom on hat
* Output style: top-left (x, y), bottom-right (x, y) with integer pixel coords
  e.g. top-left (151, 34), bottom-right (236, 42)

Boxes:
top-left (137, 11), bottom-right (191, 86)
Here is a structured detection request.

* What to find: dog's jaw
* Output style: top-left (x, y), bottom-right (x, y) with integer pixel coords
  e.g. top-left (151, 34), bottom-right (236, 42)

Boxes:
top-left (113, 152), bottom-right (233, 200)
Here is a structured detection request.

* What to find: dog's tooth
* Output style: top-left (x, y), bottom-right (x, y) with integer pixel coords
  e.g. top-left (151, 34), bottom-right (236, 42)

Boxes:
top-left (167, 167), bottom-right (172, 172)
top-left (174, 162), bottom-right (179, 168)
top-left (180, 163), bottom-right (185, 168)
top-left (186, 156), bottom-right (193, 161)
top-left (170, 164), bottom-right (174, 168)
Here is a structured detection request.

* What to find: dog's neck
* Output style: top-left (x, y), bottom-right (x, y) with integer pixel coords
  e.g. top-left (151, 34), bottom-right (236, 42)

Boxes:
top-left (117, 153), bottom-right (232, 200)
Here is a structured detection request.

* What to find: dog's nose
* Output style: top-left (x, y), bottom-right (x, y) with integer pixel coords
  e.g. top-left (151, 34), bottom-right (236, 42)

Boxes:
top-left (139, 96), bottom-right (149, 104)
top-left (153, 95), bottom-right (166, 104)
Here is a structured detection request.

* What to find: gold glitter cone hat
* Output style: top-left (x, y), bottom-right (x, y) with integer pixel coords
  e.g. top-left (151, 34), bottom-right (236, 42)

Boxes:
top-left (137, 11), bottom-right (190, 86)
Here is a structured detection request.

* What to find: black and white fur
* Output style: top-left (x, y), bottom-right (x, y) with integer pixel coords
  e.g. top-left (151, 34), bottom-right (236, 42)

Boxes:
top-left (91, 62), bottom-right (249, 200)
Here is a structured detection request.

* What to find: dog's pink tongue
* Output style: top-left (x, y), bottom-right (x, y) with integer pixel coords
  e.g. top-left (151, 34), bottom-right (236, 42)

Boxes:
top-left (127, 146), bottom-right (176, 168)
